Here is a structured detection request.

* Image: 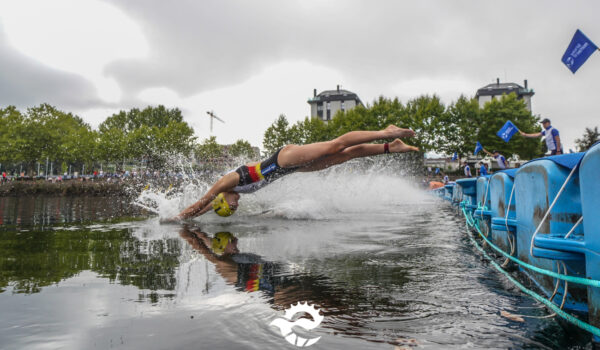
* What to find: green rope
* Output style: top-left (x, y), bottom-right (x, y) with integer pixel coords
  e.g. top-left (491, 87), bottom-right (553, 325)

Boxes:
top-left (459, 202), bottom-right (600, 288)
top-left (463, 219), bottom-right (600, 337)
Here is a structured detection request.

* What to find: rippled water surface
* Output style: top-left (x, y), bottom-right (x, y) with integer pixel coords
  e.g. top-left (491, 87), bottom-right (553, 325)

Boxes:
top-left (0, 174), bottom-right (590, 349)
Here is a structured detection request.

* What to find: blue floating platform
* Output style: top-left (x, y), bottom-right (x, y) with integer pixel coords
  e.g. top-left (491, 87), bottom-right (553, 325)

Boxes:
top-left (446, 142), bottom-right (600, 339)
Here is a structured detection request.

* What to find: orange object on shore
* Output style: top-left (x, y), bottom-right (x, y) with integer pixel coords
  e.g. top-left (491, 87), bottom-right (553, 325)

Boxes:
top-left (428, 181), bottom-right (444, 190)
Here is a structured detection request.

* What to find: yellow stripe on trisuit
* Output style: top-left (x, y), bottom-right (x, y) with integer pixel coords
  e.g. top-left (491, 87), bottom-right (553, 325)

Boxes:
top-left (254, 163), bottom-right (264, 180)
top-left (212, 193), bottom-right (234, 217)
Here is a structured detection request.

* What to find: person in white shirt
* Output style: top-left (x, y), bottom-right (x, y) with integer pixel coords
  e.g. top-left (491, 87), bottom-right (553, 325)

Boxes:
top-left (463, 161), bottom-right (472, 177)
top-left (482, 148), bottom-right (509, 169)
top-left (520, 118), bottom-right (563, 156)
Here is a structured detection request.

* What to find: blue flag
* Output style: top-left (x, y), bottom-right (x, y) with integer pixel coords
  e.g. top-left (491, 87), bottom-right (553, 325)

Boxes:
top-left (435, 167), bottom-right (440, 174)
top-left (497, 120), bottom-right (519, 143)
top-left (562, 29), bottom-right (598, 73)
top-left (474, 141), bottom-right (483, 155)
top-left (452, 152), bottom-right (458, 161)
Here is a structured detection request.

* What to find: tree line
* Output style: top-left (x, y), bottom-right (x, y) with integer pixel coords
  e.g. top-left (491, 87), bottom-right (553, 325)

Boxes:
top-left (0, 104), bottom-right (257, 175)
top-left (2, 93), bottom-right (597, 176)
top-left (264, 92), bottom-right (594, 159)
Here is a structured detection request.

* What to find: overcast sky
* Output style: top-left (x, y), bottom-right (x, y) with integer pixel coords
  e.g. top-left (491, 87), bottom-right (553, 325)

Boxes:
top-left (0, 0), bottom-right (598, 152)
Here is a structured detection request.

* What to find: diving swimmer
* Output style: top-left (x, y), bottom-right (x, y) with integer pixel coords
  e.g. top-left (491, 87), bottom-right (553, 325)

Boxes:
top-left (170, 125), bottom-right (419, 220)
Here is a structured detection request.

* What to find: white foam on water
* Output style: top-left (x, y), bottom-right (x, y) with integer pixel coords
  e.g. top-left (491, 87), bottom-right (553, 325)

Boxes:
top-left (243, 169), bottom-right (428, 220)
top-left (133, 158), bottom-right (428, 222)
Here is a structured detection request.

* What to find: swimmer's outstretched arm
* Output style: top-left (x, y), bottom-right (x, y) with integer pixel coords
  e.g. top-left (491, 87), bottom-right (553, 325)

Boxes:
top-left (176, 172), bottom-right (240, 220)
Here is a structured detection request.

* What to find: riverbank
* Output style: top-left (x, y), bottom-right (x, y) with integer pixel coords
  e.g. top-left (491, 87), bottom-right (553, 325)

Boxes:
top-left (0, 180), bottom-right (130, 196)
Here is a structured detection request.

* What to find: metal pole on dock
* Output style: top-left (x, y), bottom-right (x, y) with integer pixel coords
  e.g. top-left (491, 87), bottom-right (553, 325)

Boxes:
top-left (45, 157), bottom-right (48, 179)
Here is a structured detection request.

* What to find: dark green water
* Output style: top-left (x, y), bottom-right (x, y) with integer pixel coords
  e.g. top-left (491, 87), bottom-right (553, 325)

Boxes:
top-left (0, 195), bottom-right (589, 349)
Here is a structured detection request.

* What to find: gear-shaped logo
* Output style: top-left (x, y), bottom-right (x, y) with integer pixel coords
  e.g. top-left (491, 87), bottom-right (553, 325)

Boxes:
top-left (270, 301), bottom-right (324, 347)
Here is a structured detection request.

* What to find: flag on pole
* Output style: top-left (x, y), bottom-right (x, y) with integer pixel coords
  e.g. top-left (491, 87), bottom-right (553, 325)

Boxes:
top-left (497, 120), bottom-right (519, 143)
top-left (452, 152), bottom-right (458, 161)
top-left (474, 141), bottom-right (483, 155)
top-left (562, 29), bottom-right (598, 74)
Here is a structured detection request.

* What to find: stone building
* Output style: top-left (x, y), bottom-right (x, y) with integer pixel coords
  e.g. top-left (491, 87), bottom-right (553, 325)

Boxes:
top-left (307, 85), bottom-right (363, 122)
top-left (476, 78), bottom-right (535, 111)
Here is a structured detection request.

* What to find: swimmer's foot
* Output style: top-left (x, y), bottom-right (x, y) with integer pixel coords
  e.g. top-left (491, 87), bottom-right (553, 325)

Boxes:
top-left (384, 125), bottom-right (415, 139)
top-left (389, 139), bottom-right (419, 153)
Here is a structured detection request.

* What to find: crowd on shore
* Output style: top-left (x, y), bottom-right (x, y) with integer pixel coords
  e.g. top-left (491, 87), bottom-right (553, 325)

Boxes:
top-left (0, 169), bottom-right (219, 184)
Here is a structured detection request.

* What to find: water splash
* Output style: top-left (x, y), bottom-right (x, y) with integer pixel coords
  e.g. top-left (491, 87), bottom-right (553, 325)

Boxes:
top-left (134, 155), bottom-right (428, 221)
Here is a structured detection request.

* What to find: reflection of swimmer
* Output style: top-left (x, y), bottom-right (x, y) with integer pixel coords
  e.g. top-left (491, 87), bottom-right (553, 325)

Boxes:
top-left (179, 227), bottom-right (280, 296)
top-left (178, 227), bottom-right (370, 311)
top-left (170, 126), bottom-right (418, 220)
top-left (179, 227), bottom-right (416, 343)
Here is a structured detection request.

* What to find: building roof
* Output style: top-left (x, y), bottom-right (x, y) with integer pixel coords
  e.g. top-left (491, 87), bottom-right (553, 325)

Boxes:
top-left (308, 89), bottom-right (363, 105)
top-left (476, 82), bottom-right (534, 97)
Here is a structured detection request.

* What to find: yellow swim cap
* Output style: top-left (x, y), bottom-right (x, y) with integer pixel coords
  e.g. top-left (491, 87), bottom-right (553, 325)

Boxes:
top-left (212, 193), bottom-right (235, 217)
top-left (211, 232), bottom-right (234, 255)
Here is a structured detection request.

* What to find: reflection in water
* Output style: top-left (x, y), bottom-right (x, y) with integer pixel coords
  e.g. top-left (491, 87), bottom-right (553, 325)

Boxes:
top-left (178, 226), bottom-right (378, 322)
top-left (0, 196), bottom-right (142, 228)
top-left (0, 192), bottom-right (590, 349)
top-left (0, 227), bottom-right (181, 299)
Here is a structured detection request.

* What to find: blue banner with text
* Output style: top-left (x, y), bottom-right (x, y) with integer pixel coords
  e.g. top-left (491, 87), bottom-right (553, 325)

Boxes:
top-left (562, 29), bottom-right (598, 74)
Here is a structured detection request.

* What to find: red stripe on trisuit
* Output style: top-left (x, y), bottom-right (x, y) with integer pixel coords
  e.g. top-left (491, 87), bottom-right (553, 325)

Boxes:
top-left (247, 165), bottom-right (260, 182)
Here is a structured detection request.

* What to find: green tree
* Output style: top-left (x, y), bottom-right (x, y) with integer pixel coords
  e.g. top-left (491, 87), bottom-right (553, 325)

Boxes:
top-left (10, 104), bottom-right (96, 174)
top-left (229, 139), bottom-right (257, 158)
top-left (0, 106), bottom-right (27, 164)
top-left (195, 136), bottom-right (224, 161)
top-left (96, 127), bottom-right (128, 168)
top-left (295, 116), bottom-right (332, 144)
top-left (399, 95), bottom-right (445, 152)
top-left (327, 101), bottom-right (387, 136)
top-left (263, 115), bottom-right (293, 155)
top-left (99, 105), bottom-right (196, 168)
top-left (436, 95), bottom-right (481, 157)
top-left (575, 126), bottom-right (600, 152)
top-left (479, 93), bottom-right (541, 159)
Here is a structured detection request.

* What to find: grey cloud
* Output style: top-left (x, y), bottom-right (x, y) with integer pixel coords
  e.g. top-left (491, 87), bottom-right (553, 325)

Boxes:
top-left (0, 25), bottom-right (103, 110)
top-left (1, 0), bottom-right (599, 148)
top-left (103, 0), bottom-right (599, 99)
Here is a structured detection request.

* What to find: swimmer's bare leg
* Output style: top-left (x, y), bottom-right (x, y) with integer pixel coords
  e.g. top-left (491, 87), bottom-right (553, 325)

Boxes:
top-left (278, 126), bottom-right (415, 168)
top-left (297, 139), bottom-right (419, 172)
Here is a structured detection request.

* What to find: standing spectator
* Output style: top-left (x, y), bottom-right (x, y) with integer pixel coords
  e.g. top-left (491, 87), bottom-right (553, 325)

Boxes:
top-left (463, 161), bottom-right (472, 177)
top-left (442, 171), bottom-right (449, 184)
top-left (478, 162), bottom-right (488, 176)
top-left (482, 148), bottom-right (509, 169)
top-left (520, 118), bottom-right (563, 155)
